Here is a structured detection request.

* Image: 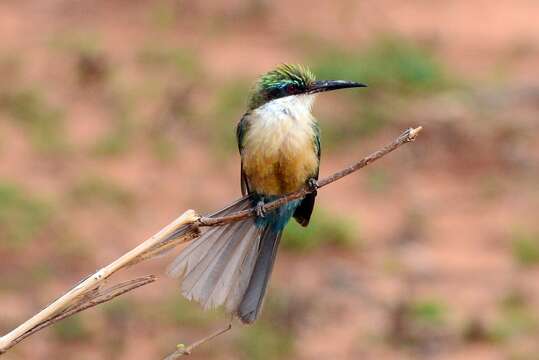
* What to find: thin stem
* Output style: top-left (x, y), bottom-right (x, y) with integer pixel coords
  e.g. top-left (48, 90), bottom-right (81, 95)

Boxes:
top-left (164, 323), bottom-right (233, 359)
top-left (199, 126), bottom-right (422, 227)
top-left (3, 276), bottom-right (156, 352)
top-left (0, 211), bottom-right (198, 354)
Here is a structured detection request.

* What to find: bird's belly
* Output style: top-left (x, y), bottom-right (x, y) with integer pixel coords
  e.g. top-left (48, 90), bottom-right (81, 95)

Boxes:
top-left (242, 132), bottom-right (318, 196)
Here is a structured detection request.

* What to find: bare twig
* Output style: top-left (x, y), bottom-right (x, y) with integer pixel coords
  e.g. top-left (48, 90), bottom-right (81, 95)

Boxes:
top-left (5, 276), bottom-right (156, 351)
top-left (0, 127), bottom-right (422, 356)
top-left (164, 324), bottom-right (233, 359)
top-left (199, 126), bottom-right (422, 227)
top-left (0, 211), bottom-right (198, 354)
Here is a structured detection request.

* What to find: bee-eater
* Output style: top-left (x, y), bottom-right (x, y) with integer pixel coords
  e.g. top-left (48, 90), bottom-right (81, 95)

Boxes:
top-left (168, 64), bottom-right (366, 323)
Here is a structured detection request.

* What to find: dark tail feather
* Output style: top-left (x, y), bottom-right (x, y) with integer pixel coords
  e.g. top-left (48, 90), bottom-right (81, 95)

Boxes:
top-left (167, 195), bottom-right (263, 313)
top-left (168, 195), bottom-right (284, 323)
top-left (237, 226), bottom-right (282, 324)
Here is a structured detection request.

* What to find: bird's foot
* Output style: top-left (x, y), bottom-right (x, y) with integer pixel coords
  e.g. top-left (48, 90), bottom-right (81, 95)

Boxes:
top-left (255, 200), bottom-right (266, 218)
top-left (306, 177), bottom-right (318, 194)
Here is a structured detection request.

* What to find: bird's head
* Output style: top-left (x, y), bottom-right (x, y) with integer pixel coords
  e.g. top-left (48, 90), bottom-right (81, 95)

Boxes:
top-left (248, 64), bottom-right (367, 110)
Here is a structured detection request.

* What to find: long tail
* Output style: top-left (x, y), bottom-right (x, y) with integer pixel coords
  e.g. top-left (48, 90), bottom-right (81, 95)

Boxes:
top-left (237, 225), bottom-right (282, 323)
top-left (167, 196), bottom-right (298, 324)
top-left (167, 196), bottom-right (259, 315)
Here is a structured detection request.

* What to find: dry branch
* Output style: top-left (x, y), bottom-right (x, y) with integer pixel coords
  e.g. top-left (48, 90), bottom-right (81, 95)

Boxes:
top-left (7, 276), bottom-right (156, 350)
top-left (0, 211), bottom-right (198, 354)
top-left (164, 323), bottom-right (233, 359)
top-left (0, 126), bottom-right (422, 357)
top-left (198, 126), bottom-right (422, 227)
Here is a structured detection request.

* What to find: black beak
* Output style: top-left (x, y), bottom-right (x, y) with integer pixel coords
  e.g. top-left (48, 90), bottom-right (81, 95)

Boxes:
top-left (307, 80), bottom-right (367, 94)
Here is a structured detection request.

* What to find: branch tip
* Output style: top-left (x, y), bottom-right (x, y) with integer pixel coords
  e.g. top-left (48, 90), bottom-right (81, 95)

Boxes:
top-left (408, 126), bottom-right (423, 140)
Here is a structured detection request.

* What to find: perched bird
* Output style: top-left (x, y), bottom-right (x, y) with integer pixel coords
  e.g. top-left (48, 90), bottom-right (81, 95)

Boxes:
top-left (168, 64), bottom-right (366, 324)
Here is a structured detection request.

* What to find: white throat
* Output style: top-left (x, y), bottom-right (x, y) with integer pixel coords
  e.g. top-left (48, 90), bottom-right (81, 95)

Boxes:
top-left (254, 94), bottom-right (316, 124)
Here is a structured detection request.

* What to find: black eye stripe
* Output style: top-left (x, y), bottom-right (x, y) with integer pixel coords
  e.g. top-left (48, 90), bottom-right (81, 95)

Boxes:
top-left (286, 82), bottom-right (303, 92)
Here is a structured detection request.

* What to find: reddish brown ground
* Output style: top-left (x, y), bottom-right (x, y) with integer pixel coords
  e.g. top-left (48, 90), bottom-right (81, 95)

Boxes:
top-left (1, 1), bottom-right (539, 359)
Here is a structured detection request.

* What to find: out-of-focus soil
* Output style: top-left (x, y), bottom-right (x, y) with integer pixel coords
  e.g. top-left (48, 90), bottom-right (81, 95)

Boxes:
top-left (1, 1), bottom-right (539, 359)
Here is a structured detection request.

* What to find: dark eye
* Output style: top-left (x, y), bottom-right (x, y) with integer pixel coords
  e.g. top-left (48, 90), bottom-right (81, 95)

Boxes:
top-left (286, 83), bottom-right (299, 94)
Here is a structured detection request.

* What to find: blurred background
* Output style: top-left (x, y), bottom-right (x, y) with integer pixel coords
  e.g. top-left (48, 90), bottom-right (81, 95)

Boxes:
top-left (1, 1), bottom-right (539, 359)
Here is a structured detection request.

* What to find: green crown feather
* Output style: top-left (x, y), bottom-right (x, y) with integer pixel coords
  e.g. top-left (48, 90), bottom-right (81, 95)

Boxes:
top-left (248, 64), bottom-right (316, 110)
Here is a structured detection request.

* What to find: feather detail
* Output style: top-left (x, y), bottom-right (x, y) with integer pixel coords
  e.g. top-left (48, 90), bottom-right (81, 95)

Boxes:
top-left (167, 196), bottom-right (264, 314)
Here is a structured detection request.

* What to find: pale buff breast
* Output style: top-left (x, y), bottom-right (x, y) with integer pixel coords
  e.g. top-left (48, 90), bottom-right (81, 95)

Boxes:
top-left (242, 95), bottom-right (319, 196)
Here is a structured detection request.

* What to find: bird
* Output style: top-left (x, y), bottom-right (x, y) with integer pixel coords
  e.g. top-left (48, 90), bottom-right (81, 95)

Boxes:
top-left (167, 64), bottom-right (366, 324)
